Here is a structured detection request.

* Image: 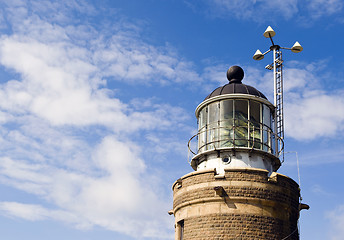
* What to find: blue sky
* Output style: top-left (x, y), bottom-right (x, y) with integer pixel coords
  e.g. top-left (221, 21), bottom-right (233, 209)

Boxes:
top-left (0, 0), bottom-right (343, 239)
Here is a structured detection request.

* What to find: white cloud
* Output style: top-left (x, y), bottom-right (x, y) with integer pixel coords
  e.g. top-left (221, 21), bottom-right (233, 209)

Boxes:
top-left (0, 1), bottom-right (341, 239)
top-left (93, 34), bottom-right (200, 84)
top-left (205, 0), bottom-right (298, 21)
top-left (202, 62), bottom-right (344, 141)
top-left (311, 184), bottom-right (334, 196)
top-left (0, 201), bottom-right (80, 223)
top-left (202, 64), bottom-right (228, 85)
top-left (0, 0), bottom-right (196, 238)
top-left (281, 62), bottom-right (344, 140)
top-left (246, 62), bottom-right (344, 141)
top-left (307, 0), bottom-right (343, 18)
top-left (0, 31), bottom-right (129, 128)
top-left (0, 135), bottom-right (172, 238)
top-left (204, 0), bottom-right (343, 21)
top-left (326, 205), bottom-right (344, 240)
top-left (0, 4), bottom-right (200, 131)
top-left (285, 90), bottom-right (344, 140)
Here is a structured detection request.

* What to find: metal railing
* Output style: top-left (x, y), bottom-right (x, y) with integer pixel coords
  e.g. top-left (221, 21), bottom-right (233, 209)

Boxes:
top-left (188, 119), bottom-right (284, 162)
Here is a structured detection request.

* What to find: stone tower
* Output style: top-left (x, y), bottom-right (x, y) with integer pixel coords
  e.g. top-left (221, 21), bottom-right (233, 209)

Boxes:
top-left (171, 66), bottom-right (308, 240)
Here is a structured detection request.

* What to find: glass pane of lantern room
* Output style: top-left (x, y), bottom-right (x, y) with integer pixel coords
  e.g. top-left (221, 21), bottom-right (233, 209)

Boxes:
top-left (250, 101), bottom-right (261, 149)
top-left (263, 104), bottom-right (271, 152)
top-left (220, 100), bottom-right (234, 148)
top-left (234, 100), bottom-right (248, 147)
top-left (207, 102), bottom-right (219, 149)
top-left (198, 107), bottom-right (207, 153)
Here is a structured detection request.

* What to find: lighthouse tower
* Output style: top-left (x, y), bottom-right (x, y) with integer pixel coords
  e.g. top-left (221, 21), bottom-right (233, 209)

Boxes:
top-left (171, 65), bottom-right (306, 240)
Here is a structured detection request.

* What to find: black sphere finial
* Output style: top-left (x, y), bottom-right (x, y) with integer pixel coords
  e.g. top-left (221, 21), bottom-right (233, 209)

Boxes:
top-left (227, 66), bottom-right (244, 83)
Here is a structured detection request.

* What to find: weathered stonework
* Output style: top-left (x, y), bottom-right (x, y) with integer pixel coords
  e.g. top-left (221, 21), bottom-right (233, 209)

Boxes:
top-left (172, 168), bottom-right (300, 240)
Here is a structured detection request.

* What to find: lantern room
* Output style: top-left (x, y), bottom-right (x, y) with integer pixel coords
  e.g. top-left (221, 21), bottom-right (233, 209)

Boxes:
top-left (188, 66), bottom-right (283, 174)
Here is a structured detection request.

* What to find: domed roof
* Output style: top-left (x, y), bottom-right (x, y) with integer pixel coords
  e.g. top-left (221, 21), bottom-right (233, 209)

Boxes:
top-left (204, 66), bottom-right (267, 100)
top-left (204, 82), bottom-right (267, 100)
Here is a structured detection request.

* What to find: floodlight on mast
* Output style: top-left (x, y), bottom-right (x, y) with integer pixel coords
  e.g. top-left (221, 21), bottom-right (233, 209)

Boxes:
top-left (253, 26), bottom-right (303, 160)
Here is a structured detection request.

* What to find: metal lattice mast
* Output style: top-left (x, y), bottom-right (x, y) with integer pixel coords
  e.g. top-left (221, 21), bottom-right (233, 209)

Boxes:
top-left (253, 26), bottom-right (303, 159)
top-left (274, 49), bottom-right (284, 140)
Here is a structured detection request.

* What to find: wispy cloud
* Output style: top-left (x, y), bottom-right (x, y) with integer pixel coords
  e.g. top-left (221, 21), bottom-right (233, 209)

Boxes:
top-left (311, 184), bottom-right (334, 197)
top-left (282, 62), bottom-right (344, 140)
top-left (203, 0), bottom-right (298, 21)
top-left (0, 134), bottom-right (173, 238)
top-left (0, 201), bottom-right (82, 224)
top-left (203, 61), bottom-right (344, 141)
top-left (202, 0), bottom-right (343, 22)
top-left (247, 62), bottom-right (344, 140)
top-left (0, 0), bottom-right (343, 238)
top-left (306, 0), bottom-right (343, 19)
top-left (0, 0), bottom-right (198, 238)
top-left (0, 14), bottom-right (197, 130)
top-left (326, 205), bottom-right (344, 240)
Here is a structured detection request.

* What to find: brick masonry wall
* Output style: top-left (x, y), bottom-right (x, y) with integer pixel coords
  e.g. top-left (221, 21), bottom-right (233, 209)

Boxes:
top-left (183, 213), bottom-right (290, 240)
top-left (172, 168), bottom-right (300, 240)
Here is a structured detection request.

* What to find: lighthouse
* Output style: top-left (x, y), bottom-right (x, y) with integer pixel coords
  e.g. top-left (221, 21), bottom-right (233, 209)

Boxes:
top-left (171, 26), bottom-right (308, 240)
top-left (189, 65), bottom-right (280, 175)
